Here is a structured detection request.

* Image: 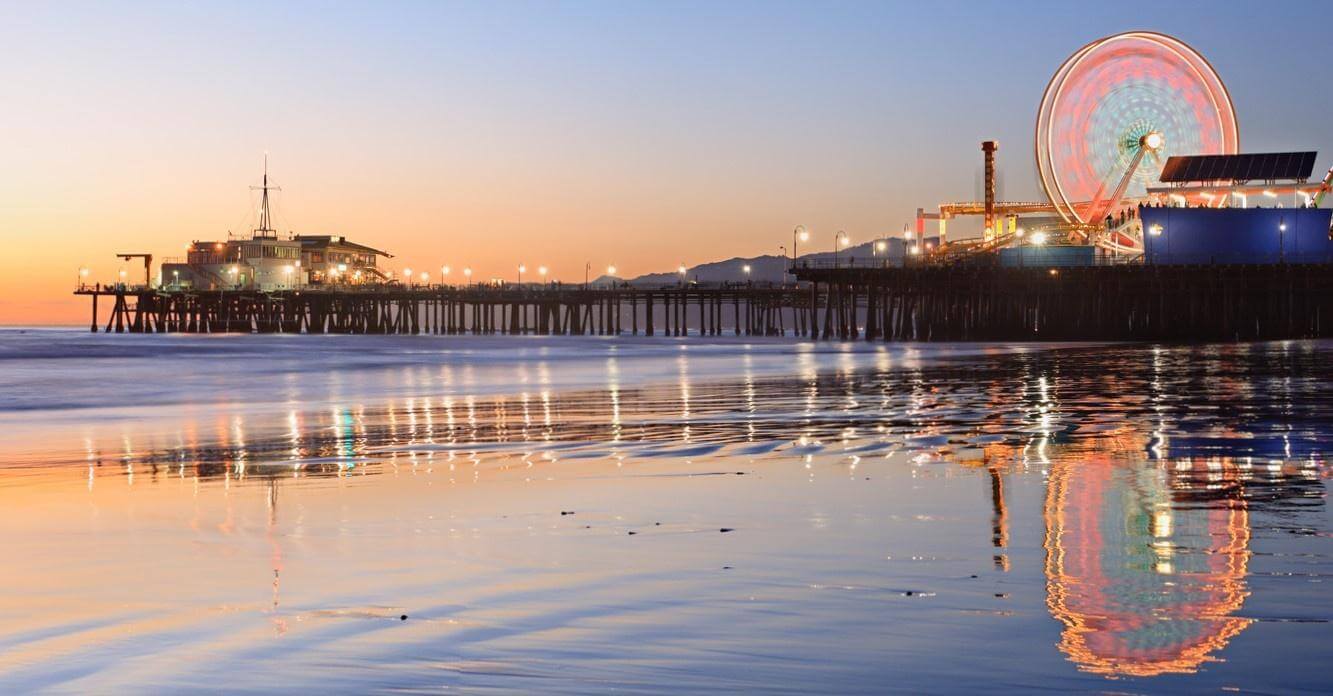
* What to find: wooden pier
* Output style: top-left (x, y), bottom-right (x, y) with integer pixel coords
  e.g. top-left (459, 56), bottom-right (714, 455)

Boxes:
top-left (76, 285), bottom-right (809, 337)
top-left (77, 262), bottom-right (1333, 341)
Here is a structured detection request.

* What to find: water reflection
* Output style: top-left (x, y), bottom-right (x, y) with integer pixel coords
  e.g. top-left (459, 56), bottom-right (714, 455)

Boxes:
top-left (5, 341), bottom-right (1332, 687)
top-left (1044, 457), bottom-right (1253, 677)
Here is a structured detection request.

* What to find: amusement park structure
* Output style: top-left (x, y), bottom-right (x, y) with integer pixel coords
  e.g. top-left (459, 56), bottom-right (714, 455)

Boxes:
top-left (916, 31), bottom-right (1332, 263)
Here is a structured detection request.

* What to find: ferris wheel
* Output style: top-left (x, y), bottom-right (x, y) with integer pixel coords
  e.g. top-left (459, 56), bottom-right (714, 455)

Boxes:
top-left (1035, 32), bottom-right (1240, 233)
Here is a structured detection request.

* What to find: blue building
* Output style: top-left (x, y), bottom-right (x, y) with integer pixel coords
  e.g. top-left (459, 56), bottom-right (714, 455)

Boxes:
top-left (1139, 206), bottom-right (1333, 265)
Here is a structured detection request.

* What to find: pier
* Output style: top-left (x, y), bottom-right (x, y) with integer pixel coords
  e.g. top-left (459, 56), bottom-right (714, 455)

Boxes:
top-left (76, 284), bottom-right (809, 337)
top-left (77, 262), bottom-right (1333, 341)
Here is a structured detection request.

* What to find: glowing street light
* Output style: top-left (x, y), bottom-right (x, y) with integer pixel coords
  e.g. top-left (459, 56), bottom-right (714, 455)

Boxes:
top-left (607, 264), bottom-right (616, 276)
top-left (874, 240), bottom-right (887, 256)
top-left (517, 264), bottom-right (526, 284)
top-left (792, 224), bottom-right (809, 263)
top-left (834, 230), bottom-right (849, 266)
top-left (420, 271), bottom-right (429, 284)
top-left (1015, 227), bottom-right (1026, 239)
top-left (463, 267), bottom-right (473, 285)
top-left (909, 245), bottom-right (921, 256)
top-left (742, 263), bottom-right (751, 276)
top-left (1030, 231), bottom-right (1048, 246)
top-left (678, 263), bottom-right (688, 286)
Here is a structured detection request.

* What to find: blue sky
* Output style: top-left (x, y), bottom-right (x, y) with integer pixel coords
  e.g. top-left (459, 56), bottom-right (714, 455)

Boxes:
top-left (2, 1), bottom-right (1331, 320)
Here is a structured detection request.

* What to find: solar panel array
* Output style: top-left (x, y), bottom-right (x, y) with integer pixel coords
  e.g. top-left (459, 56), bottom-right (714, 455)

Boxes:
top-left (1159, 152), bottom-right (1317, 183)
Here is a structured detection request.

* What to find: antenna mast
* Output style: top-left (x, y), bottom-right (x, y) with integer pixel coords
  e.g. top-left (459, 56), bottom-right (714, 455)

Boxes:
top-left (251, 153), bottom-right (281, 239)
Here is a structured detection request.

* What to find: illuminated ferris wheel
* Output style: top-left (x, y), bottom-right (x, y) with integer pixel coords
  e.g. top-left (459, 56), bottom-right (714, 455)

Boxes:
top-left (1035, 32), bottom-right (1240, 230)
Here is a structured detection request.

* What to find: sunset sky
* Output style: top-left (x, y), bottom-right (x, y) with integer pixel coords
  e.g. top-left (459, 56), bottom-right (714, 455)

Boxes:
top-left (2, 1), bottom-right (1330, 324)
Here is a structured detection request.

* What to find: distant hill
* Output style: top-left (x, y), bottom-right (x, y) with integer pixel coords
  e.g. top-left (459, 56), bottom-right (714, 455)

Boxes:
top-left (622, 237), bottom-right (940, 286)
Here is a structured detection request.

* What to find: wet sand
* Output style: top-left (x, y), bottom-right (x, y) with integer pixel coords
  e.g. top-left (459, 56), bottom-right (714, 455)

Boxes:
top-left (1, 330), bottom-right (1330, 693)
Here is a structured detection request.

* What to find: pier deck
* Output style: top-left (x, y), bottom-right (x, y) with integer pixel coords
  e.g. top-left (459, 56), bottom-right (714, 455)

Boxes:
top-left (76, 263), bottom-right (1333, 341)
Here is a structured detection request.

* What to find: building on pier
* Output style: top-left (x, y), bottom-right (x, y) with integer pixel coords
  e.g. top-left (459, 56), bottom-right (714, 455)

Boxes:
top-left (295, 235), bottom-right (393, 285)
top-left (159, 159), bottom-right (392, 291)
top-left (164, 237), bottom-right (303, 291)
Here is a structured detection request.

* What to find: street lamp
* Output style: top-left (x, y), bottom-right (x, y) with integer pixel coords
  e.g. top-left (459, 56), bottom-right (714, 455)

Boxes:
top-left (834, 230), bottom-right (849, 265)
top-left (518, 264), bottom-right (525, 284)
top-left (403, 268), bottom-right (413, 285)
top-left (678, 263), bottom-right (688, 286)
top-left (874, 240), bottom-right (887, 256)
top-left (441, 265), bottom-right (450, 285)
top-left (742, 263), bottom-right (751, 281)
top-left (538, 265), bottom-right (548, 286)
top-left (607, 264), bottom-right (616, 276)
top-left (463, 267), bottom-right (473, 285)
top-left (420, 271), bottom-right (429, 285)
top-left (792, 225), bottom-right (808, 264)
top-left (78, 266), bottom-right (89, 287)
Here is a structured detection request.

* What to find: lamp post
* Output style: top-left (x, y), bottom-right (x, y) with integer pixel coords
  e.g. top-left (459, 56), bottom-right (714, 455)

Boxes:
top-left (792, 225), bottom-right (808, 265)
top-left (834, 230), bottom-right (848, 266)
top-left (78, 266), bottom-right (89, 288)
top-left (742, 263), bottom-right (751, 285)
top-left (441, 265), bottom-right (451, 286)
top-left (464, 267), bottom-right (473, 286)
top-left (678, 263), bottom-right (687, 286)
top-left (517, 264), bottom-right (525, 285)
top-left (403, 268), bottom-right (413, 286)
top-left (538, 265), bottom-right (548, 287)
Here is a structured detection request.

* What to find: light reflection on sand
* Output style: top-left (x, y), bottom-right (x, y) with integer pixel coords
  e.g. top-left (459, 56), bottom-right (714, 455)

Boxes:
top-left (0, 334), bottom-right (1331, 692)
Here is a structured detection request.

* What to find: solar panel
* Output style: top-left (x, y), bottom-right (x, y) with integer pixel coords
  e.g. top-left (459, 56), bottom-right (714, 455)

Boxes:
top-left (1158, 152), bottom-right (1317, 183)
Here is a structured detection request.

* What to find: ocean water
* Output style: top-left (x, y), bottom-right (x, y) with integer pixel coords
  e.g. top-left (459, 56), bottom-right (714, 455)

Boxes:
top-left (0, 328), bottom-right (1330, 693)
